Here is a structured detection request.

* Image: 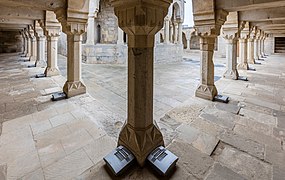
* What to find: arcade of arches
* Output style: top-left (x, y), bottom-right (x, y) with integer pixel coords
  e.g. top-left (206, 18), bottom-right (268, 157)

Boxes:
top-left (0, 0), bottom-right (285, 179)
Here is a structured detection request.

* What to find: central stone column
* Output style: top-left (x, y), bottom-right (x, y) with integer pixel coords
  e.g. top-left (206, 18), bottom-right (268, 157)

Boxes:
top-left (164, 17), bottom-right (170, 44)
top-left (111, 0), bottom-right (171, 166)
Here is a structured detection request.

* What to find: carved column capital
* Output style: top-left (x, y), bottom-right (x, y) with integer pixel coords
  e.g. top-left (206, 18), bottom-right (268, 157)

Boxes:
top-left (111, 0), bottom-right (171, 48)
top-left (194, 9), bottom-right (228, 37)
top-left (55, 0), bottom-right (89, 35)
top-left (240, 22), bottom-right (250, 40)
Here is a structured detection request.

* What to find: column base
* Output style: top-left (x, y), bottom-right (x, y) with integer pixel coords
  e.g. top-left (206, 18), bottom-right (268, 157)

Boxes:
top-left (237, 63), bottom-right (249, 70)
top-left (195, 84), bottom-right (218, 101)
top-left (35, 60), bottom-right (47, 68)
top-left (118, 122), bottom-right (164, 167)
top-left (63, 81), bottom-right (86, 98)
top-left (44, 67), bottom-right (60, 77)
top-left (223, 69), bottom-right (239, 80)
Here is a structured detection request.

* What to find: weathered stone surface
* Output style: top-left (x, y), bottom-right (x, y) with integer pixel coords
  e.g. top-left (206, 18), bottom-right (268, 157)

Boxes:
top-left (215, 101), bottom-right (241, 114)
top-left (168, 140), bottom-right (214, 179)
top-left (21, 168), bottom-right (45, 180)
top-left (219, 130), bottom-right (265, 160)
top-left (61, 129), bottom-right (94, 155)
top-left (214, 144), bottom-right (273, 180)
top-left (239, 108), bottom-right (277, 126)
top-left (205, 163), bottom-right (246, 180)
top-left (83, 135), bottom-right (116, 166)
top-left (0, 164), bottom-right (7, 180)
top-left (7, 150), bottom-right (41, 179)
top-left (234, 124), bottom-right (281, 150)
top-left (167, 105), bottom-right (205, 124)
top-left (43, 149), bottom-right (94, 179)
top-left (200, 113), bottom-right (236, 129)
top-left (236, 116), bottom-right (273, 136)
top-left (38, 142), bottom-right (66, 168)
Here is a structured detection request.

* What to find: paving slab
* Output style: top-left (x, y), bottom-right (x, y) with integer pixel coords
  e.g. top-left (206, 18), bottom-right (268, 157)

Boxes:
top-left (205, 163), bottom-right (246, 180)
top-left (168, 140), bottom-right (214, 179)
top-left (43, 149), bottom-right (93, 180)
top-left (214, 144), bottom-right (273, 180)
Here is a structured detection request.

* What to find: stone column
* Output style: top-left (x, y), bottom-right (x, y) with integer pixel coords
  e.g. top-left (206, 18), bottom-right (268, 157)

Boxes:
top-left (62, 34), bottom-right (86, 97)
top-left (42, 11), bottom-right (62, 76)
top-left (187, 39), bottom-right (191, 49)
top-left (195, 36), bottom-right (218, 100)
top-left (178, 21), bottom-right (183, 45)
top-left (223, 37), bottom-right (239, 79)
top-left (30, 35), bottom-right (37, 61)
top-left (222, 13), bottom-right (242, 80)
top-left (253, 29), bottom-right (260, 60)
top-left (35, 33), bottom-right (46, 67)
top-left (86, 14), bottom-right (95, 45)
top-left (164, 17), bottom-right (170, 44)
top-left (155, 32), bottom-right (161, 44)
top-left (259, 32), bottom-right (265, 57)
top-left (112, 0), bottom-right (171, 166)
top-left (238, 38), bottom-right (249, 70)
top-left (44, 36), bottom-right (60, 76)
top-left (25, 30), bottom-right (32, 58)
top-left (55, 0), bottom-right (89, 98)
top-left (21, 31), bottom-right (26, 54)
top-left (170, 23), bottom-right (173, 43)
top-left (173, 22), bottom-right (178, 43)
top-left (247, 38), bottom-right (255, 64)
top-left (261, 35), bottom-right (266, 56)
top-left (28, 26), bottom-right (36, 61)
top-left (193, 0), bottom-right (228, 100)
top-left (254, 38), bottom-right (259, 60)
top-left (117, 27), bottom-right (124, 44)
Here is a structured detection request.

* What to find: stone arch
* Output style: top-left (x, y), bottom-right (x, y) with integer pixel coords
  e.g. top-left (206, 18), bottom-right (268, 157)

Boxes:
top-left (182, 32), bottom-right (187, 49)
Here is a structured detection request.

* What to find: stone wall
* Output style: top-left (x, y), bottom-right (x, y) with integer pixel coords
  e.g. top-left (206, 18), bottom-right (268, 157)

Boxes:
top-left (82, 43), bottom-right (184, 64)
top-left (215, 36), bottom-right (227, 58)
top-left (0, 31), bottom-right (22, 53)
top-left (96, 0), bottom-right (118, 44)
top-left (58, 32), bottom-right (67, 56)
top-left (82, 44), bottom-right (127, 64)
top-left (155, 44), bottom-right (183, 63)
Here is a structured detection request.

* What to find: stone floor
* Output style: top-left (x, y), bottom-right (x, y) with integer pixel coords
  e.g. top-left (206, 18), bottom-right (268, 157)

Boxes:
top-left (0, 52), bottom-right (284, 179)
